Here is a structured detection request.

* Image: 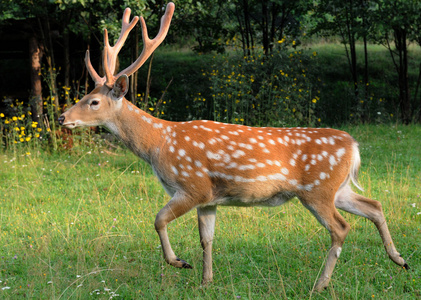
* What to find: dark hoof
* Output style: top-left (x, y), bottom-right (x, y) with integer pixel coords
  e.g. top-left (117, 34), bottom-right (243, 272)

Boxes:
top-left (403, 263), bottom-right (410, 270)
top-left (176, 257), bottom-right (192, 269)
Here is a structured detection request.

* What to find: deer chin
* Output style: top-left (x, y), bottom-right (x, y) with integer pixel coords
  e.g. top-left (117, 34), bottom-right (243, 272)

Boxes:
top-left (62, 120), bottom-right (83, 129)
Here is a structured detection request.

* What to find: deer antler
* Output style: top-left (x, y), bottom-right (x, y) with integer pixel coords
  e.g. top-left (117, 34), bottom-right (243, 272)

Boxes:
top-left (116, 2), bottom-right (175, 80)
top-left (85, 3), bottom-right (175, 88)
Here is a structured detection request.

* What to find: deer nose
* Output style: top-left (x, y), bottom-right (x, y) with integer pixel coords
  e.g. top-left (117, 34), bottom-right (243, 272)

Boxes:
top-left (58, 115), bottom-right (65, 125)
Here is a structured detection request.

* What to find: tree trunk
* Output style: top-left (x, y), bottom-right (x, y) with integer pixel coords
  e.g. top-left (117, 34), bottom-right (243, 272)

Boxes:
top-left (261, 1), bottom-right (269, 55)
top-left (29, 36), bottom-right (43, 124)
top-left (63, 30), bottom-right (71, 107)
top-left (394, 28), bottom-right (411, 124)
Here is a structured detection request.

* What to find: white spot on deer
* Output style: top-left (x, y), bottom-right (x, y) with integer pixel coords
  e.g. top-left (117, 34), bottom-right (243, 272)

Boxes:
top-left (227, 145), bottom-right (235, 151)
top-left (268, 139), bottom-right (275, 145)
top-left (329, 137), bottom-right (335, 145)
top-left (127, 104), bottom-right (133, 111)
top-left (321, 137), bottom-right (328, 144)
top-left (266, 159), bottom-right (273, 165)
top-left (142, 115), bottom-right (152, 124)
top-left (207, 151), bottom-right (222, 160)
top-left (209, 138), bottom-right (216, 145)
top-left (281, 168), bottom-right (289, 175)
top-left (228, 131), bottom-right (239, 135)
top-left (289, 179), bottom-right (297, 186)
top-left (171, 166), bottom-right (178, 175)
top-left (258, 136), bottom-right (264, 140)
top-left (315, 139), bottom-right (321, 144)
top-left (311, 159), bottom-right (317, 165)
top-left (249, 158), bottom-right (257, 163)
top-left (181, 171), bottom-right (189, 177)
top-left (322, 151), bottom-right (328, 157)
top-left (258, 143), bottom-right (266, 148)
top-left (284, 136), bottom-right (290, 142)
top-left (314, 179), bottom-right (320, 186)
top-left (232, 150), bottom-right (246, 158)
top-left (302, 154), bottom-right (308, 161)
top-left (193, 141), bottom-right (205, 149)
top-left (200, 125), bottom-right (213, 132)
top-left (329, 155), bottom-right (337, 166)
top-left (166, 126), bottom-right (172, 132)
top-left (239, 164), bottom-right (255, 170)
top-left (196, 171), bottom-right (204, 177)
top-left (274, 161), bottom-right (281, 167)
top-left (256, 176), bottom-right (268, 182)
top-left (195, 160), bottom-right (202, 167)
top-left (184, 136), bottom-right (191, 141)
top-left (226, 162), bottom-right (238, 169)
top-left (256, 163), bottom-right (265, 168)
top-left (221, 135), bottom-right (229, 140)
top-left (268, 173), bottom-right (286, 181)
top-left (304, 184), bottom-right (314, 191)
top-left (304, 164), bottom-right (310, 171)
top-left (178, 149), bottom-right (186, 157)
top-left (193, 125), bottom-right (198, 129)
top-left (249, 138), bottom-right (257, 144)
top-left (320, 172), bottom-right (327, 180)
top-left (169, 146), bottom-right (175, 153)
top-left (290, 159), bottom-right (296, 166)
top-left (263, 149), bottom-right (270, 153)
top-left (336, 148), bottom-right (346, 158)
top-left (336, 247), bottom-right (342, 258)
top-left (317, 154), bottom-right (323, 161)
top-left (239, 143), bottom-right (253, 150)
top-left (186, 156), bottom-right (192, 162)
top-left (153, 123), bottom-right (163, 129)
top-left (223, 153), bottom-right (231, 163)
top-left (277, 137), bottom-right (284, 144)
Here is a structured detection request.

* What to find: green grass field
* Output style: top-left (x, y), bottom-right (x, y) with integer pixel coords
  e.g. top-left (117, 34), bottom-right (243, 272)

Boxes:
top-left (0, 124), bottom-right (420, 299)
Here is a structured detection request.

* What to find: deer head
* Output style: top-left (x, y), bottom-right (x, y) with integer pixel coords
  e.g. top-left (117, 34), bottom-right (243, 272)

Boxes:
top-left (58, 3), bottom-right (175, 129)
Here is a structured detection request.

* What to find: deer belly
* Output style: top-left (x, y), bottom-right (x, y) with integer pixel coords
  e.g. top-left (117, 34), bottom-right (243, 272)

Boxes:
top-left (209, 190), bottom-right (295, 207)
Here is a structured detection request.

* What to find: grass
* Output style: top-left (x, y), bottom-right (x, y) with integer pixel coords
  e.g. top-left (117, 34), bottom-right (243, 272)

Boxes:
top-left (0, 124), bottom-right (420, 299)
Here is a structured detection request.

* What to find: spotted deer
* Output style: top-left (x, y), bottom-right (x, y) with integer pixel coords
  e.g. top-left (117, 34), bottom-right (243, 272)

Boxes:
top-left (58, 2), bottom-right (409, 291)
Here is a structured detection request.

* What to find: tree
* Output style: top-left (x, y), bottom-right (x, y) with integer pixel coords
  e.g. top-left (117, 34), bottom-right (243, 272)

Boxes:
top-left (371, 0), bottom-right (421, 124)
top-left (312, 0), bottom-right (372, 118)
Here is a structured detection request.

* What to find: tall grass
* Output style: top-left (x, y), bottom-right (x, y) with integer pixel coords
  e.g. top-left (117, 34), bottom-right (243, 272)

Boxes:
top-left (0, 124), bottom-right (420, 299)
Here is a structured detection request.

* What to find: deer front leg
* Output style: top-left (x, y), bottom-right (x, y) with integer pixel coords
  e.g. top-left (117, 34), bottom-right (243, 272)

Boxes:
top-left (197, 206), bottom-right (217, 284)
top-left (154, 193), bottom-right (195, 269)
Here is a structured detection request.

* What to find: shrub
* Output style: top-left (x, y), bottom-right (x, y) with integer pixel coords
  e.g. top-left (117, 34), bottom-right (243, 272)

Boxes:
top-left (192, 40), bottom-right (322, 127)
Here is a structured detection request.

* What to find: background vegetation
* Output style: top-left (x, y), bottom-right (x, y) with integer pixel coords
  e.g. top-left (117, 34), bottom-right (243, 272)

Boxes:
top-left (1, 0), bottom-right (421, 131)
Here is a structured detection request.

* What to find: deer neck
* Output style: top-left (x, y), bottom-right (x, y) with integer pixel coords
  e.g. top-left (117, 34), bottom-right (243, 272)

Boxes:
top-left (105, 98), bottom-right (168, 163)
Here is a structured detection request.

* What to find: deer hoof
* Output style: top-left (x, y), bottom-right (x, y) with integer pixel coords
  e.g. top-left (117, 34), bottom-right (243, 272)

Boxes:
top-left (176, 257), bottom-right (192, 269)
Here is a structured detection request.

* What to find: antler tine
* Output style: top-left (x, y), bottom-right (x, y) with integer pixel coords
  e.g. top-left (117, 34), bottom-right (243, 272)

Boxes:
top-left (85, 50), bottom-right (106, 87)
top-left (117, 2), bottom-right (175, 79)
top-left (103, 8), bottom-right (139, 87)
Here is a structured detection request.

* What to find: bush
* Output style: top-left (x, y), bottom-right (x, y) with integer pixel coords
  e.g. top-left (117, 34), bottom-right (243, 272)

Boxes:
top-left (191, 40), bottom-right (322, 127)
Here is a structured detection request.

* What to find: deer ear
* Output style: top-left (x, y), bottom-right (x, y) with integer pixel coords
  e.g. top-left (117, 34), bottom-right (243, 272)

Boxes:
top-left (111, 75), bottom-right (129, 100)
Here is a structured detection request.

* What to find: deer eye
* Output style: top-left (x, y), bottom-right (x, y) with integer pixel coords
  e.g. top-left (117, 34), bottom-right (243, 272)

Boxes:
top-left (91, 100), bottom-right (99, 106)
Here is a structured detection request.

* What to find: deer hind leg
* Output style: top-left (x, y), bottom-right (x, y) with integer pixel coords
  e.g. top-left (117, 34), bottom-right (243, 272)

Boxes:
top-left (197, 205), bottom-right (217, 284)
top-left (334, 185), bottom-right (408, 269)
top-left (300, 197), bottom-right (350, 292)
top-left (154, 192), bottom-right (196, 269)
